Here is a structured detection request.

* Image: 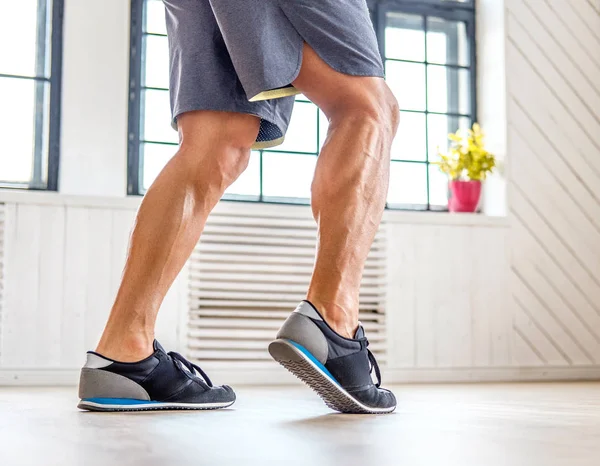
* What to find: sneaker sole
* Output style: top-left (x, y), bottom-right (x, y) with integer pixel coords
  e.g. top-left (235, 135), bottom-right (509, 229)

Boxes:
top-left (77, 399), bottom-right (235, 412)
top-left (268, 339), bottom-right (396, 414)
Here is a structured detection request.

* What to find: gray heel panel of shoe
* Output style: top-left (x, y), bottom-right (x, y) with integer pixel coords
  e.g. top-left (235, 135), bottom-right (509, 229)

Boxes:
top-left (276, 313), bottom-right (328, 364)
top-left (78, 368), bottom-right (151, 400)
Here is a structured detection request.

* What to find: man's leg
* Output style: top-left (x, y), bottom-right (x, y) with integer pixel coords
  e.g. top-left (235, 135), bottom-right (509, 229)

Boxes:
top-left (269, 44), bottom-right (399, 414)
top-left (295, 45), bottom-right (399, 338)
top-left (96, 111), bottom-right (260, 362)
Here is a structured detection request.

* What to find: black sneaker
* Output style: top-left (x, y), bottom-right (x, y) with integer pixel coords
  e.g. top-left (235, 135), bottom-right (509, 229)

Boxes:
top-left (269, 301), bottom-right (396, 414)
top-left (77, 340), bottom-right (235, 411)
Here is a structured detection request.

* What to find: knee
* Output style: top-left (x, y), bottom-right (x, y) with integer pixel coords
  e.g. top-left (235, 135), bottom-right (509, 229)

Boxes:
top-left (383, 86), bottom-right (400, 135)
top-left (366, 84), bottom-right (399, 137)
top-left (176, 140), bottom-right (252, 191)
top-left (173, 111), bottom-right (258, 190)
top-left (210, 144), bottom-right (252, 187)
top-left (333, 83), bottom-right (400, 138)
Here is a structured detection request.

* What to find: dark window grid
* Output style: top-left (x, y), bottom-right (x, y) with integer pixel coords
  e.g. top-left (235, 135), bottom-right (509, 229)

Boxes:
top-left (398, 109), bottom-right (470, 118)
top-left (0, 73), bottom-right (51, 188)
top-left (376, 1), bottom-right (476, 210)
top-left (0, 74), bottom-right (50, 81)
top-left (368, 0), bottom-right (474, 13)
top-left (424, 14), bottom-right (430, 209)
top-left (138, 99), bottom-right (321, 201)
top-left (129, 0), bottom-right (476, 211)
top-left (131, 0), bottom-right (321, 196)
top-left (141, 139), bottom-right (432, 166)
top-left (1, 0), bottom-right (63, 190)
top-left (244, 104), bottom-right (321, 204)
top-left (385, 57), bottom-right (469, 69)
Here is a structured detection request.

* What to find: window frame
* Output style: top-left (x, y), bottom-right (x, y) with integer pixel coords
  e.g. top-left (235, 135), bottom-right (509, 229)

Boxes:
top-left (127, 0), bottom-right (476, 211)
top-left (374, 0), bottom-right (477, 210)
top-left (127, 0), bottom-right (144, 196)
top-left (0, 0), bottom-right (64, 191)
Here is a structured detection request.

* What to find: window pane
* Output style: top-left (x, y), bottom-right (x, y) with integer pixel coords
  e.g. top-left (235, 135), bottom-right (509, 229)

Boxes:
top-left (429, 164), bottom-right (449, 207)
top-left (0, 78), bottom-right (37, 183)
top-left (143, 35), bottom-right (169, 89)
top-left (387, 162), bottom-right (427, 206)
top-left (142, 89), bottom-right (177, 143)
top-left (145, 0), bottom-right (167, 35)
top-left (427, 65), bottom-right (470, 114)
top-left (225, 151), bottom-right (260, 197)
top-left (142, 142), bottom-right (175, 190)
top-left (0, 0), bottom-right (43, 76)
top-left (386, 61), bottom-right (426, 112)
top-left (273, 102), bottom-right (318, 154)
top-left (392, 111), bottom-right (426, 161)
top-left (428, 114), bottom-right (470, 158)
top-left (318, 109), bottom-right (329, 150)
top-left (427, 18), bottom-right (469, 67)
top-left (262, 152), bottom-right (316, 199)
top-left (385, 13), bottom-right (424, 62)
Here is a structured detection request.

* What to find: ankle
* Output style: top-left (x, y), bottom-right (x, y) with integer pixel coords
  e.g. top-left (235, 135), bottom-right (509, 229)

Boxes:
top-left (306, 298), bottom-right (358, 339)
top-left (323, 316), bottom-right (359, 339)
top-left (96, 329), bottom-right (154, 362)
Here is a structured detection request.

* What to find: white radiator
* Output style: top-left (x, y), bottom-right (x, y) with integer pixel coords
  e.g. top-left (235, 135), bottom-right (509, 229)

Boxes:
top-left (187, 202), bottom-right (388, 369)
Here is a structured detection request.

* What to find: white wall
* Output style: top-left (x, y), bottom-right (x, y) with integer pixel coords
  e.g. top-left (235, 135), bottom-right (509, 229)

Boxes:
top-left (385, 219), bottom-right (512, 372)
top-left (59, 0), bottom-right (130, 196)
top-left (505, 0), bottom-right (600, 368)
top-left (0, 192), bottom-right (186, 384)
top-left (477, 0), bottom-right (508, 217)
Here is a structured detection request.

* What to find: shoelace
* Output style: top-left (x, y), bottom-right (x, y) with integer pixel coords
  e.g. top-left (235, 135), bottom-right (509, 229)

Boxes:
top-left (168, 351), bottom-right (213, 387)
top-left (362, 339), bottom-right (382, 388)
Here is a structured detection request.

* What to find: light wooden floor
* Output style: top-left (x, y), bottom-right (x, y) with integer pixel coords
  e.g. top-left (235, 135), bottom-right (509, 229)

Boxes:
top-left (1, 383), bottom-right (599, 466)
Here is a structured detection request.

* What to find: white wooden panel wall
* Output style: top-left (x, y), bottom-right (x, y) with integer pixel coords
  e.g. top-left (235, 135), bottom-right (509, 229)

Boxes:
top-left (0, 192), bottom-right (514, 384)
top-left (506, 0), bottom-right (600, 367)
top-left (385, 222), bottom-right (511, 374)
top-left (0, 197), bottom-right (184, 373)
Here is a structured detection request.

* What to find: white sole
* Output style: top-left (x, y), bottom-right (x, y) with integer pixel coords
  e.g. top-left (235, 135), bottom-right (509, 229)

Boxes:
top-left (77, 400), bottom-right (234, 412)
top-left (268, 339), bottom-right (396, 414)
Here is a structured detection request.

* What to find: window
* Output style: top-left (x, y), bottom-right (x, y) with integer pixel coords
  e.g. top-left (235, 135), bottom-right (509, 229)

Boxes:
top-left (378, 1), bottom-right (476, 209)
top-left (129, 0), bottom-right (475, 210)
top-left (0, 0), bottom-right (63, 190)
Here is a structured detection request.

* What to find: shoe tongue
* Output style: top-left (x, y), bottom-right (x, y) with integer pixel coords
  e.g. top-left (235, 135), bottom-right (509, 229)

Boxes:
top-left (354, 325), bottom-right (365, 339)
top-left (153, 340), bottom-right (166, 354)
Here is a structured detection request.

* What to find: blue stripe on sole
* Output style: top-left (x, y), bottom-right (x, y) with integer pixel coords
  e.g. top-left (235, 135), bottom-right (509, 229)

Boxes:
top-left (284, 339), bottom-right (341, 386)
top-left (82, 398), bottom-right (159, 405)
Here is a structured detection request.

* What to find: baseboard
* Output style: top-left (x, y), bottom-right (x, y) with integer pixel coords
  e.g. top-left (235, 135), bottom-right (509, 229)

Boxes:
top-left (385, 366), bottom-right (600, 383)
top-left (2, 366), bottom-right (600, 387)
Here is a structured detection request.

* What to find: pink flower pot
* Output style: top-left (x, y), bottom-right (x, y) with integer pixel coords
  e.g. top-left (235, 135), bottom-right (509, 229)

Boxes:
top-left (448, 180), bottom-right (481, 213)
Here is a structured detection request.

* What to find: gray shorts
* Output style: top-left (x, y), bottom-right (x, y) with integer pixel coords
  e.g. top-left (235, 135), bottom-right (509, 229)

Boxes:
top-left (164, 0), bottom-right (384, 149)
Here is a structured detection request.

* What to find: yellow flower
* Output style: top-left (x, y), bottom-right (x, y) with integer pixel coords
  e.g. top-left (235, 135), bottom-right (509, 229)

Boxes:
top-left (433, 123), bottom-right (496, 181)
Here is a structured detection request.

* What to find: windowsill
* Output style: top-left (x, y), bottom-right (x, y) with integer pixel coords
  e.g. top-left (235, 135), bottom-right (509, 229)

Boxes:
top-left (0, 189), bottom-right (142, 210)
top-left (383, 209), bottom-right (508, 227)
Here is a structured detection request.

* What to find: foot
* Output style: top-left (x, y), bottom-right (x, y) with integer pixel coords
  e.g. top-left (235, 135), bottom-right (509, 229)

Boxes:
top-left (78, 340), bottom-right (235, 411)
top-left (269, 301), bottom-right (396, 414)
